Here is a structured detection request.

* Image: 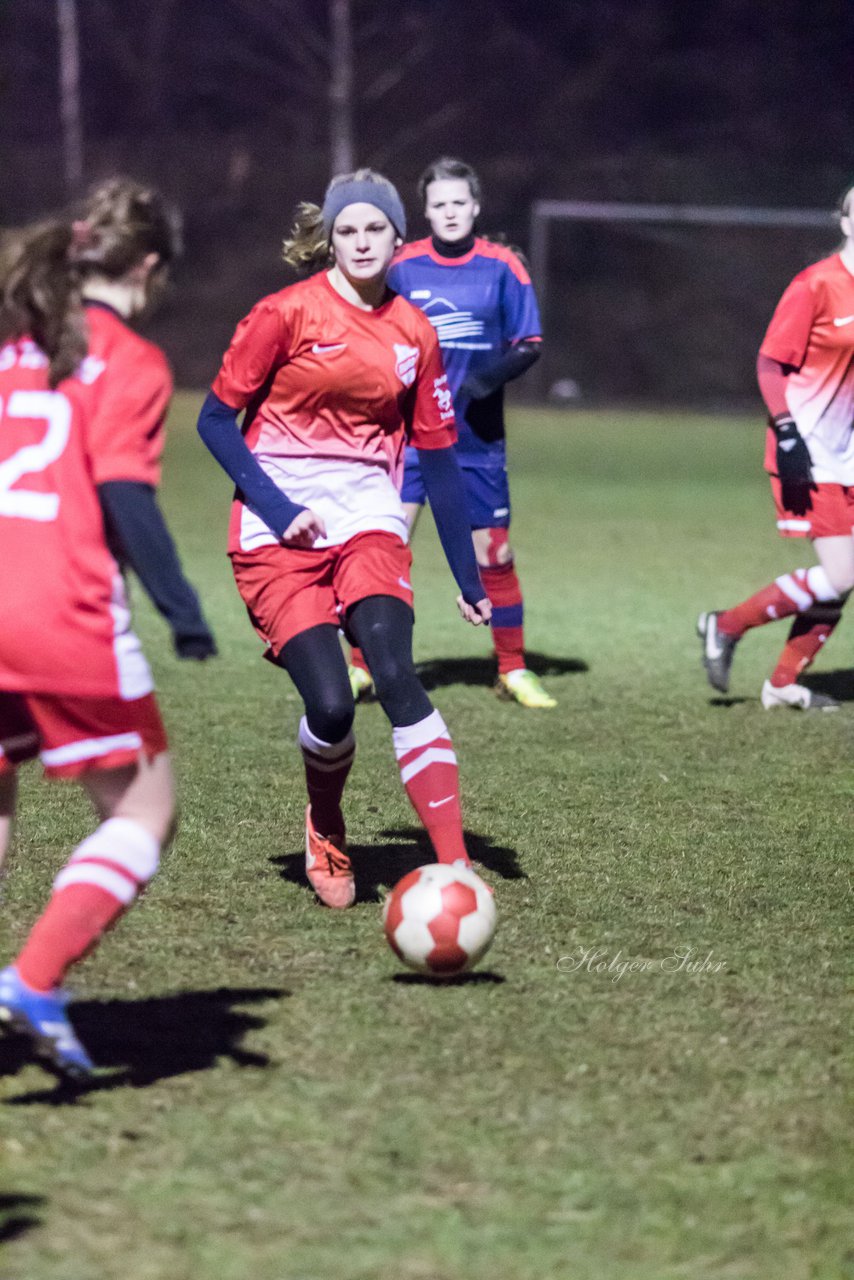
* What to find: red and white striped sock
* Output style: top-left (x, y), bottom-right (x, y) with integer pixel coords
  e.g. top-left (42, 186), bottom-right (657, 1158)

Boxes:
top-left (299, 717), bottom-right (354, 838)
top-left (480, 561), bottom-right (525, 674)
top-left (770, 605), bottom-right (843, 687)
top-left (393, 709), bottom-right (469, 865)
top-left (16, 818), bottom-right (160, 992)
top-left (718, 565), bottom-right (838, 637)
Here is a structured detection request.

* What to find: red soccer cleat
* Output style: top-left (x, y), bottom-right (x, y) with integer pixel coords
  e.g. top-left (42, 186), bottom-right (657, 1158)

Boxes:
top-left (305, 807), bottom-right (355, 908)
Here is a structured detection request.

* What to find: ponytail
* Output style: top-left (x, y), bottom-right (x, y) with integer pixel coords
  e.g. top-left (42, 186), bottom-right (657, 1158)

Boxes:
top-left (282, 202), bottom-right (330, 273)
top-left (0, 221), bottom-right (86, 387)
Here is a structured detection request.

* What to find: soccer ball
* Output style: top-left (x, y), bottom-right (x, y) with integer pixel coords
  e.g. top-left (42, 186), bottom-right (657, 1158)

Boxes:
top-left (383, 863), bottom-right (497, 977)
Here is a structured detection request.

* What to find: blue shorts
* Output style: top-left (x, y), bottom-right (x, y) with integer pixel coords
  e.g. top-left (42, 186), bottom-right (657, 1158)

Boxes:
top-left (401, 451), bottom-right (511, 530)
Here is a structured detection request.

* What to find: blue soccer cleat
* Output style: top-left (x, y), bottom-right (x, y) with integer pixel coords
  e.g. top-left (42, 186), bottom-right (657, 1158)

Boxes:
top-left (0, 965), bottom-right (94, 1082)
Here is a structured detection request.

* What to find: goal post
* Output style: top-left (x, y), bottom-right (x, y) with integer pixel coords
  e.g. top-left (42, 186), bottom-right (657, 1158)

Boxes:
top-left (527, 200), bottom-right (835, 404)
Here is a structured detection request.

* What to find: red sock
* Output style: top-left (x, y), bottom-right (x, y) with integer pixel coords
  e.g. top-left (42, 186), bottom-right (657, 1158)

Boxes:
top-left (718, 566), bottom-right (838, 637)
top-left (393, 710), bottom-right (468, 864)
top-left (770, 608), bottom-right (842, 687)
top-left (349, 645), bottom-right (369, 674)
top-left (17, 884), bottom-right (125, 991)
top-left (299, 717), bottom-right (354, 838)
top-left (480, 561), bottom-right (525, 674)
top-left (15, 817), bottom-right (159, 991)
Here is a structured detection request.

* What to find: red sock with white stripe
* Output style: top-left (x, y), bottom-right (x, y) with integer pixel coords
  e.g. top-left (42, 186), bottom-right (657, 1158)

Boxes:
top-left (393, 709), bottom-right (469, 865)
top-left (480, 562), bottom-right (525, 674)
top-left (16, 818), bottom-right (160, 992)
top-left (770, 606), bottom-right (843, 687)
top-left (717, 566), bottom-right (838, 637)
top-left (299, 717), bottom-right (354, 838)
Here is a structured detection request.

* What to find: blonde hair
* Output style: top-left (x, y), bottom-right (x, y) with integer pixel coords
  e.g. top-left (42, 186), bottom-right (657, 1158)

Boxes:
top-left (282, 201), bottom-right (329, 273)
top-left (282, 168), bottom-right (402, 273)
top-left (0, 177), bottom-right (180, 387)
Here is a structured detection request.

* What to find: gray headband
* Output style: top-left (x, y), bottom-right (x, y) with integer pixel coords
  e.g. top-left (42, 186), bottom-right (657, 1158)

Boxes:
top-left (321, 180), bottom-right (406, 240)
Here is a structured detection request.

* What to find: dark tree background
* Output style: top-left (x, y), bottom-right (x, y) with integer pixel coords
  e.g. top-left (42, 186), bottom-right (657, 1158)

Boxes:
top-left (1, 0), bottom-right (853, 400)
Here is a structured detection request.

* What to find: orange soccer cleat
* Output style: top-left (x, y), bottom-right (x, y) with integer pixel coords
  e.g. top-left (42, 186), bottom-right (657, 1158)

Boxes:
top-left (305, 807), bottom-right (355, 908)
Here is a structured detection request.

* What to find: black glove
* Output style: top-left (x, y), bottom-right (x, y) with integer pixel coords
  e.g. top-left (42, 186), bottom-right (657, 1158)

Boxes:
top-left (773, 413), bottom-right (814, 516)
top-left (173, 629), bottom-right (217, 661)
top-left (773, 413), bottom-right (812, 485)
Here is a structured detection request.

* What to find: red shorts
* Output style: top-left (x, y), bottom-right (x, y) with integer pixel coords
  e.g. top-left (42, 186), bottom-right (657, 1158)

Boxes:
top-left (0, 691), bottom-right (168, 780)
top-left (231, 530), bottom-right (414, 657)
top-left (771, 477), bottom-right (854, 539)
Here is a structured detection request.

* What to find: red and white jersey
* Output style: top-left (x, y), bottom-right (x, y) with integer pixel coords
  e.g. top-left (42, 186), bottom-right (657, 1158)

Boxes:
top-left (0, 304), bottom-right (172, 698)
top-left (760, 254), bottom-right (854, 483)
top-left (212, 271), bottom-right (456, 550)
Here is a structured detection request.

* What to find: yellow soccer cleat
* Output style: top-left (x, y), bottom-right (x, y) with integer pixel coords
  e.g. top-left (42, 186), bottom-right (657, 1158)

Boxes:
top-left (348, 663), bottom-right (374, 702)
top-left (495, 668), bottom-right (557, 709)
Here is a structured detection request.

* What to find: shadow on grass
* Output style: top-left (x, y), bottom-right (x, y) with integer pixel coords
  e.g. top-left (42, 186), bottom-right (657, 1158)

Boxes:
top-left (0, 1193), bottom-right (44, 1242)
top-left (391, 971), bottom-right (505, 987)
top-left (803, 668), bottom-right (854, 703)
top-left (272, 825), bottom-right (524, 905)
top-left (415, 650), bottom-right (587, 692)
top-left (709, 696), bottom-right (751, 708)
top-left (1, 986), bottom-right (285, 1104)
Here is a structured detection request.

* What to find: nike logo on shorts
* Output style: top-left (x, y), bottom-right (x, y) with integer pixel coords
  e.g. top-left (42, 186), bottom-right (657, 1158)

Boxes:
top-left (832, 315), bottom-right (854, 327)
top-left (312, 342), bottom-right (348, 353)
top-left (428, 795), bottom-right (455, 808)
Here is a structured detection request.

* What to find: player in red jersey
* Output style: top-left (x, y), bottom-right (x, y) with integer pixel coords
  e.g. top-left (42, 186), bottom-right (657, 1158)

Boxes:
top-left (0, 179), bottom-right (215, 1080)
top-left (698, 186), bottom-right (854, 709)
top-left (198, 170), bottom-right (491, 909)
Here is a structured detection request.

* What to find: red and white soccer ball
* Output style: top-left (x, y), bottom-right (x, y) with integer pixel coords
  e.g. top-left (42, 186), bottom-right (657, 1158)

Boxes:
top-left (383, 863), bottom-right (497, 977)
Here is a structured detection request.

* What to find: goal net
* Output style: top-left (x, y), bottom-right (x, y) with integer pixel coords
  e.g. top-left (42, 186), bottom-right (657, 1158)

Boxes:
top-left (528, 201), bottom-right (836, 408)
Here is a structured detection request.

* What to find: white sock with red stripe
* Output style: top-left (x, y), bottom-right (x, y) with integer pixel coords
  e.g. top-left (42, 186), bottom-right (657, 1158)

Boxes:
top-left (393, 710), bottom-right (469, 865)
top-left (16, 818), bottom-right (160, 991)
top-left (718, 565), bottom-right (838, 636)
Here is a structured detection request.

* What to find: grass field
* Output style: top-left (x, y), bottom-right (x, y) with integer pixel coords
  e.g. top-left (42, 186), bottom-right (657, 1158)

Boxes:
top-left (1, 397), bottom-right (852, 1280)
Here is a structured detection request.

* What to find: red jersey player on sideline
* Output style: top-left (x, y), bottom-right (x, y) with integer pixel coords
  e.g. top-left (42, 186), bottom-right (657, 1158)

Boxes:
top-left (698, 184), bottom-right (854, 709)
top-left (198, 169), bottom-right (491, 910)
top-left (0, 179), bottom-right (215, 1082)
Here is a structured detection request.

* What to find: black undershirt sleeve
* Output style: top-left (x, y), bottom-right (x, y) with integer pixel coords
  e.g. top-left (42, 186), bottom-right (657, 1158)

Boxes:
top-left (98, 480), bottom-right (216, 660)
top-left (460, 340), bottom-right (542, 401)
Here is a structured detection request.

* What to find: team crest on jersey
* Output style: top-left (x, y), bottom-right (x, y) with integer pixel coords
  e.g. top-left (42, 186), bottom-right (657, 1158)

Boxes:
top-left (393, 343), bottom-right (419, 387)
top-left (77, 355), bottom-right (107, 385)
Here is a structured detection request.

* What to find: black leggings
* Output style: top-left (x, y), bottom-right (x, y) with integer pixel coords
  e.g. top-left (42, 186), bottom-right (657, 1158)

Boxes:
top-left (278, 595), bottom-right (433, 743)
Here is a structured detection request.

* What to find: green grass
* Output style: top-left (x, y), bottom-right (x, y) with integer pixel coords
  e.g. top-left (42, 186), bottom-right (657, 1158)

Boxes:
top-left (1, 398), bottom-right (852, 1280)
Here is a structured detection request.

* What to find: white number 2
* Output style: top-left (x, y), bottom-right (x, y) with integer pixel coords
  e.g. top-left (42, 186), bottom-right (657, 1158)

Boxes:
top-left (0, 390), bottom-right (72, 522)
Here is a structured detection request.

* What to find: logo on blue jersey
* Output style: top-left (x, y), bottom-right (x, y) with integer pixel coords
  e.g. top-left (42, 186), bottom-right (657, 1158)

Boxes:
top-left (410, 293), bottom-right (490, 349)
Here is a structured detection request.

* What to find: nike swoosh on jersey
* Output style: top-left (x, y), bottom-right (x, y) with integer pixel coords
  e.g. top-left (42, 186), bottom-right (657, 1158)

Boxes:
top-left (832, 315), bottom-right (854, 327)
top-left (428, 795), bottom-right (455, 808)
top-left (311, 342), bottom-right (348, 353)
top-left (397, 576), bottom-right (412, 590)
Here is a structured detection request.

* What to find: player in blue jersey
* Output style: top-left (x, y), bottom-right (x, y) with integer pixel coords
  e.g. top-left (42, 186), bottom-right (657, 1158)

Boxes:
top-left (349, 157), bottom-right (553, 707)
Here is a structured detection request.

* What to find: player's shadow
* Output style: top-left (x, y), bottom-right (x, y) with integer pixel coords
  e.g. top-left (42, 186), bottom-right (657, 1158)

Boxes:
top-left (415, 650), bottom-right (587, 692)
top-left (708, 696), bottom-right (751, 708)
top-left (0, 1193), bottom-right (45, 1243)
top-left (0, 986), bottom-right (284, 1104)
top-left (391, 971), bottom-right (506, 987)
top-left (802, 668), bottom-right (854, 703)
top-left (272, 825), bottom-right (524, 905)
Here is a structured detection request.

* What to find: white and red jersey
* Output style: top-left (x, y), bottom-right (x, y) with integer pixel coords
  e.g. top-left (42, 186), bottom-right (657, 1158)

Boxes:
top-left (212, 271), bottom-right (456, 551)
top-left (760, 254), bottom-right (854, 483)
top-left (0, 304), bottom-right (172, 698)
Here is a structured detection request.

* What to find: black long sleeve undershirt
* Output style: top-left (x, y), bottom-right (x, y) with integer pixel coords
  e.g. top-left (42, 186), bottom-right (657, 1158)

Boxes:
top-left (98, 480), bottom-right (216, 659)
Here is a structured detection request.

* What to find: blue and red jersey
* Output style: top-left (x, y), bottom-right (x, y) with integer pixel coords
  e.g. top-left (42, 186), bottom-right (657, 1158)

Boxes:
top-left (387, 237), bottom-right (541, 465)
